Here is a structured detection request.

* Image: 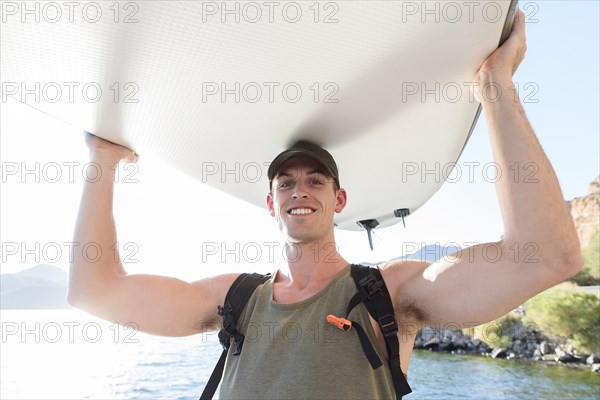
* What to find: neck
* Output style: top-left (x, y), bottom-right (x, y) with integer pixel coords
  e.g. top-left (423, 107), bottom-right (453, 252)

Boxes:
top-left (276, 237), bottom-right (349, 291)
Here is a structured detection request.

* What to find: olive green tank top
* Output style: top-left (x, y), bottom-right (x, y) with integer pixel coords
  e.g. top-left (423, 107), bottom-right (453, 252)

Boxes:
top-left (219, 264), bottom-right (396, 400)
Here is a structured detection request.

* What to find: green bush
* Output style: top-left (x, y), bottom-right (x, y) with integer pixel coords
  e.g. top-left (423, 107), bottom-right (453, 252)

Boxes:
top-left (468, 312), bottom-right (520, 348)
top-left (571, 228), bottom-right (600, 285)
top-left (571, 267), bottom-right (597, 286)
top-left (525, 283), bottom-right (600, 354)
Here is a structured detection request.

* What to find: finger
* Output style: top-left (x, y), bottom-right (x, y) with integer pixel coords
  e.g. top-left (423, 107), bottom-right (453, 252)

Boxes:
top-left (512, 9), bottom-right (526, 39)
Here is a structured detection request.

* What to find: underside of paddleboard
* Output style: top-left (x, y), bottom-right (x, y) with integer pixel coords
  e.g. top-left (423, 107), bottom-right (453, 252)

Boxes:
top-left (1, 0), bottom-right (518, 231)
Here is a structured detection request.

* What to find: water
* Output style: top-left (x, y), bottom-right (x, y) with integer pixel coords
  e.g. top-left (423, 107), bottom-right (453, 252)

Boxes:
top-left (408, 351), bottom-right (600, 399)
top-left (1, 310), bottom-right (598, 399)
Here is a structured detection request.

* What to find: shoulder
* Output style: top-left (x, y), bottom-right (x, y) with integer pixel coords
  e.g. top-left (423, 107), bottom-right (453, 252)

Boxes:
top-left (191, 272), bottom-right (243, 293)
top-left (377, 259), bottom-right (431, 288)
top-left (190, 273), bottom-right (242, 320)
top-left (377, 260), bottom-right (432, 326)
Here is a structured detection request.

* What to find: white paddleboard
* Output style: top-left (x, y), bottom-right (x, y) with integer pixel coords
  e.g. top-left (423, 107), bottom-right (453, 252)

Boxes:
top-left (1, 0), bottom-right (517, 231)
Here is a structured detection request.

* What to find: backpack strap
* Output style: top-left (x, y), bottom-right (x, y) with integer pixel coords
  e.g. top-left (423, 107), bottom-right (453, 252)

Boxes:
top-left (349, 264), bottom-right (412, 399)
top-left (199, 272), bottom-right (270, 400)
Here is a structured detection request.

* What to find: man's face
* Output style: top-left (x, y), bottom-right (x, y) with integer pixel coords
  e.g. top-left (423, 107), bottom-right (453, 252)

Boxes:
top-left (266, 156), bottom-right (346, 243)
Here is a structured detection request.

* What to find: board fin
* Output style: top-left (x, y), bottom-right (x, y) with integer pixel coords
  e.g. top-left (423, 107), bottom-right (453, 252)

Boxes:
top-left (394, 208), bottom-right (410, 228)
top-left (357, 219), bottom-right (380, 250)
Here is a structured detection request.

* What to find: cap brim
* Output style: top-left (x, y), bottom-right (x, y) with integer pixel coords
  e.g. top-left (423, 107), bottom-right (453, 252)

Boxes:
top-left (268, 150), bottom-right (337, 183)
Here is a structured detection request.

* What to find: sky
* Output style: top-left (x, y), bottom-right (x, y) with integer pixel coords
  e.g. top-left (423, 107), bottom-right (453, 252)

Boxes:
top-left (1, 0), bottom-right (599, 283)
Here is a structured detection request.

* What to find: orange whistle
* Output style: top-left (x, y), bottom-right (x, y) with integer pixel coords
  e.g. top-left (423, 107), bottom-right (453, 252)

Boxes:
top-left (327, 314), bottom-right (352, 331)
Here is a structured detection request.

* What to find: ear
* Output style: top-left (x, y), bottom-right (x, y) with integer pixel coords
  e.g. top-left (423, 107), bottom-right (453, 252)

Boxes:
top-left (334, 188), bottom-right (347, 213)
top-left (266, 192), bottom-right (276, 217)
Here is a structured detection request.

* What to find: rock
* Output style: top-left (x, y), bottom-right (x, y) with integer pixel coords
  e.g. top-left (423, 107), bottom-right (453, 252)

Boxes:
top-left (525, 333), bottom-right (539, 343)
top-left (491, 348), bottom-right (508, 359)
top-left (438, 341), bottom-right (453, 352)
top-left (535, 331), bottom-right (548, 342)
top-left (423, 337), bottom-right (440, 350)
top-left (510, 321), bottom-right (529, 341)
top-left (437, 328), bottom-right (448, 339)
top-left (512, 340), bottom-right (526, 354)
top-left (589, 176), bottom-right (600, 195)
top-left (473, 339), bottom-right (481, 347)
top-left (555, 348), bottom-right (576, 363)
top-left (572, 354), bottom-right (587, 364)
top-left (506, 351), bottom-right (516, 360)
top-left (567, 176), bottom-right (600, 248)
top-left (448, 331), bottom-right (461, 342)
top-left (540, 341), bottom-right (554, 355)
top-left (420, 327), bottom-right (437, 341)
top-left (592, 364), bottom-right (600, 373)
top-left (526, 341), bottom-right (538, 352)
top-left (478, 341), bottom-right (492, 352)
top-left (587, 354), bottom-right (600, 365)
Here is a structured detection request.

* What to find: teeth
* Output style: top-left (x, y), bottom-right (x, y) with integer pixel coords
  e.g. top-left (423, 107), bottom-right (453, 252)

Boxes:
top-left (289, 208), bottom-right (314, 215)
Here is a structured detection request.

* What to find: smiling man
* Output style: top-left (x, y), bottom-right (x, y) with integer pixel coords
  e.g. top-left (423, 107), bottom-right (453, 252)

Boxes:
top-left (267, 141), bottom-right (344, 244)
top-left (68, 10), bottom-right (582, 400)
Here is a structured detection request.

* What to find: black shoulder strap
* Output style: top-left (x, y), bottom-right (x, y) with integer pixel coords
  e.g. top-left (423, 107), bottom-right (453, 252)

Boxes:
top-left (199, 272), bottom-right (270, 400)
top-left (349, 264), bottom-right (412, 399)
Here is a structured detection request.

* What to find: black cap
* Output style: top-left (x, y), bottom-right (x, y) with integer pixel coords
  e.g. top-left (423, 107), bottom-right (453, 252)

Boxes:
top-left (268, 140), bottom-right (340, 189)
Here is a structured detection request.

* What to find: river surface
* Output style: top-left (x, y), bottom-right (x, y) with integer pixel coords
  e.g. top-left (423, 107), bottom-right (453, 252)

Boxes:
top-left (1, 310), bottom-right (598, 399)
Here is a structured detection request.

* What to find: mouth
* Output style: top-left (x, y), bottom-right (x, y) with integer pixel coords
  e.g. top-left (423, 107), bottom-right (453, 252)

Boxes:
top-left (287, 207), bottom-right (317, 215)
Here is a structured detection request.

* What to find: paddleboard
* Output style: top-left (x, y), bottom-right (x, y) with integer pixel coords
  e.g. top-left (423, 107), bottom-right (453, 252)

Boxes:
top-left (1, 0), bottom-right (518, 231)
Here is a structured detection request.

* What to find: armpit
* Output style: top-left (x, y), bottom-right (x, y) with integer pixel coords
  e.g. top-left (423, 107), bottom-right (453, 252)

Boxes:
top-left (397, 296), bottom-right (429, 324)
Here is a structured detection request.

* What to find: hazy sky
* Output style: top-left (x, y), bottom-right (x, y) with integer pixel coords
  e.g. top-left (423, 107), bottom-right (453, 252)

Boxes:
top-left (1, 1), bottom-right (598, 282)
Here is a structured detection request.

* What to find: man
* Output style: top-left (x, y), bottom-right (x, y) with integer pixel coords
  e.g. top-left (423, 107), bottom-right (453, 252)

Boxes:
top-left (69, 9), bottom-right (582, 398)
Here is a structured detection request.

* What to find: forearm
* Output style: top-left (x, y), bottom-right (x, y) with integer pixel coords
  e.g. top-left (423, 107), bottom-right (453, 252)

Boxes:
top-left (480, 73), bottom-right (581, 270)
top-left (68, 151), bottom-right (126, 303)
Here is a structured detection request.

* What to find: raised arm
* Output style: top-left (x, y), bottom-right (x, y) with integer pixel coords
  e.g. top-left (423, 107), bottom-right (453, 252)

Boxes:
top-left (384, 10), bottom-right (582, 328)
top-left (68, 132), bottom-right (239, 336)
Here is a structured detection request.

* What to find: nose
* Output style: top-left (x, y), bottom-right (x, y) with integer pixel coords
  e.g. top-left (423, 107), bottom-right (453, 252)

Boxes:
top-left (291, 181), bottom-right (310, 199)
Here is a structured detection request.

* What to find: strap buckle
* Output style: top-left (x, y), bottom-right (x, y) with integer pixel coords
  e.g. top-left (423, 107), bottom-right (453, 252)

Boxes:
top-left (359, 274), bottom-right (383, 298)
top-left (217, 303), bottom-right (241, 352)
top-left (378, 313), bottom-right (398, 337)
top-left (217, 329), bottom-right (229, 350)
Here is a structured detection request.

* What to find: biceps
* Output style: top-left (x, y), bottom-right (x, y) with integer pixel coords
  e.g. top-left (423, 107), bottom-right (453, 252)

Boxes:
top-left (407, 243), bottom-right (558, 327)
top-left (89, 274), bottom-right (220, 337)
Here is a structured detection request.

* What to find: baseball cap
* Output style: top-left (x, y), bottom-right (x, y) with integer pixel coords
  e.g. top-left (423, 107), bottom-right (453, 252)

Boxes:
top-left (268, 140), bottom-right (340, 189)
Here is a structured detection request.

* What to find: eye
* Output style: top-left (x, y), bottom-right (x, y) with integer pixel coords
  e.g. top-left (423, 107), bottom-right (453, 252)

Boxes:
top-left (278, 180), bottom-right (294, 189)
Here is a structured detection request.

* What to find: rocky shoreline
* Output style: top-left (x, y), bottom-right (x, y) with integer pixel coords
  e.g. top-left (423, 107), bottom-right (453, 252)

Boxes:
top-left (414, 324), bottom-right (600, 373)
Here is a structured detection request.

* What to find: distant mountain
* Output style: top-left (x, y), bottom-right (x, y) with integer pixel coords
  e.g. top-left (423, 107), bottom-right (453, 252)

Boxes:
top-left (360, 243), bottom-right (463, 266)
top-left (13, 264), bottom-right (68, 283)
top-left (1, 264), bottom-right (69, 309)
top-left (399, 243), bottom-right (462, 263)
